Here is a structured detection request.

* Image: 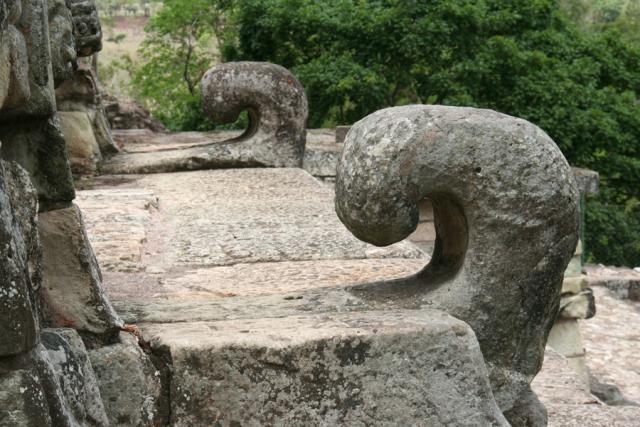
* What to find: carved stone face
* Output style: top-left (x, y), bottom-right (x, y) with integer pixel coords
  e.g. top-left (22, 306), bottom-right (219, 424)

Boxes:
top-left (48, 0), bottom-right (76, 87)
top-left (0, 0), bottom-right (30, 110)
top-left (66, 0), bottom-right (102, 57)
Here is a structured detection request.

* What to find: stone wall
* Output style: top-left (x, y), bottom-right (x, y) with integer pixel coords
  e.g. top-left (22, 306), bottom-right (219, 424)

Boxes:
top-left (0, 1), bottom-right (161, 425)
top-left (56, 65), bottom-right (119, 174)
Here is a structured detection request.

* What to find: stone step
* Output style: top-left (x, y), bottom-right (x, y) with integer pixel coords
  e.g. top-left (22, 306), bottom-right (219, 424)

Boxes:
top-left (140, 308), bottom-right (507, 426)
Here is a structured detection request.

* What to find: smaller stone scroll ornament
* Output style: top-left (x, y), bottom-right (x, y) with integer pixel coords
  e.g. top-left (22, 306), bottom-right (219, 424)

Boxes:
top-left (200, 61), bottom-right (308, 167)
top-left (335, 105), bottom-right (580, 418)
top-left (101, 62), bottom-right (308, 174)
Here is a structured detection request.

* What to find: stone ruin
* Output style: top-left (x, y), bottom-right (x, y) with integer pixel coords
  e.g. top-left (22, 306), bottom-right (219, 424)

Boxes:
top-left (102, 62), bottom-right (308, 175)
top-left (0, 0), bottom-right (156, 425)
top-left (0, 1), bottom-right (623, 425)
top-left (56, 66), bottom-right (119, 174)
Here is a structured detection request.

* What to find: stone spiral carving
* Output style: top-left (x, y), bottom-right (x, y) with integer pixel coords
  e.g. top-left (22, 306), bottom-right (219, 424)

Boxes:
top-left (102, 61), bottom-right (308, 174)
top-left (201, 61), bottom-right (308, 166)
top-left (335, 105), bottom-right (580, 412)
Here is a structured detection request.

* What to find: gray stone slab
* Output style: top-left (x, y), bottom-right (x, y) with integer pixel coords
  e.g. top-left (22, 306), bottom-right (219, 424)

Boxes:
top-left (141, 309), bottom-right (507, 427)
top-left (80, 168), bottom-right (421, 271)
top-left (38, 204), bottom-right (122, 334)
top-left (0, 160), bottom-right (40, 356)
top-left (41, 328), bottom-right (109, 426)
top-left (88, 333), bottom-right (162, 427)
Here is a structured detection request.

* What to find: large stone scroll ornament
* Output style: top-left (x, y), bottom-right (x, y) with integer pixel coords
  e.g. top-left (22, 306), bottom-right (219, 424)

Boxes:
top-left (335, 105), bottom-right (579, 415)
top-left (102, 62), bottom-right (308, 174)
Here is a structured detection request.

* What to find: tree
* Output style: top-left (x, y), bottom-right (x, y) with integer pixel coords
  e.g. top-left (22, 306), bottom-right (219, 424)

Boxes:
top-left (132, 0), bottom-right (233, 130)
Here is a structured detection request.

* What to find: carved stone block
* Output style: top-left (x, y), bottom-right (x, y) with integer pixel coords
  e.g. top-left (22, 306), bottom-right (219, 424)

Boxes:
top-left (0, 116), bottom-right (76, 209)
top-left (38, 204), bottom-right (122, 334)
top-left (0, 159), bottom-right (40, 357)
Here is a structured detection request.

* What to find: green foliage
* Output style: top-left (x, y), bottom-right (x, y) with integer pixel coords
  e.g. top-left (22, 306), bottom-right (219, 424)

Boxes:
top-left (586, 197), bottom-right (640, 266)
top-left (224, 0), bottom-right (640, 265)
top-left (132, 0), bottom-right (232, 131)
top-left (561, 0), bottom-right (640, 44)
top-left (98, 53), bottom-right (138, 100)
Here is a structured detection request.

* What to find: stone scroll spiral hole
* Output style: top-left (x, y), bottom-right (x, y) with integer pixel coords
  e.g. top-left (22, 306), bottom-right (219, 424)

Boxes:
top-left (209, 109), bottom-right (256, 141)
top-left (412, 195), bottom-right (469, 285)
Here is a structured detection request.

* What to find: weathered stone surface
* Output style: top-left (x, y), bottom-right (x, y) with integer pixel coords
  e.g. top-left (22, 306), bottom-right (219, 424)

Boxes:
top-left (102, 62), bottom-right (308, 174)
top-left (34, 343), bottom-right (82, 426)
top-left (88, 333), bottom-right (162, 427)
top-left (76, 162), bottom-right (639, 424)
top-left (56, 67), bottom-right (98, 110)
top-left (58, 111), bottom-right (102, 172)
top-left (1, 0), bottom-right (56, 118)
top-left (103, 96), bottom-right (167, 132)
top-left (546, 405), bottom-right (640, 427)
top-left (109, 169), bottom-right (420, 268)
top-left (503, 387), bottom-right (547, 427)
top-left (47, 0), bottom-right (76, 87)
top-left (0, 0), bottom-right (77, 209)
top-left (559, 288), bottom-right (596, 320)
top-left (581, 286), bottom-right (640, 403)
top-left (335, 105), bottom-right (580, 412)
top-left (547, 319), bottom-right (589, 385)
top-left (142, 309), bottom-right (507, 427)
top-left (590, 375), bottom-right (638, 407)
top-left (0, 0), bottom-right (30, 111)
top-left (0, 351), bottom-right (53, 427)
top-left (108, 258), bottom-right (424, 304)
top-left (533, 348), bottom-right (596, 406)
top-left (564, 253), bottom-right (583, 278)
top-left (562, 276), bottom-right (586, 294)
top-left (41, 328), bottom-right (109, 426)
top-left (200, 61), bottom-right (308, 166)
top-left (56, 68), bottom-right (119, 160)
top-left (0, 160), bottom-right (40, 357)
top-left (0, 343), bottom-right (96, 426)
top-left (0, 116), bottom-right (76, 210)
top-left (584, 263), bottom-right (640, 301)
top-left (75, 168), bottom-right (512, 426)
top-left (533, 349), bottom-right (640, 426)
top-left (302, 145), bottom-right (340, 178)
top-left (38, 204), bottom-right (122, 334)
top-left (104, 126), bottom-right (348, 181)
top-left (2, 160), bottom-right (42, 293)
top-left (91, 107), bottom-right (118, 155)
top-left (66, 0), bottom-right (102, 57)
top-left (76, 187), bottom-right (157, 273)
